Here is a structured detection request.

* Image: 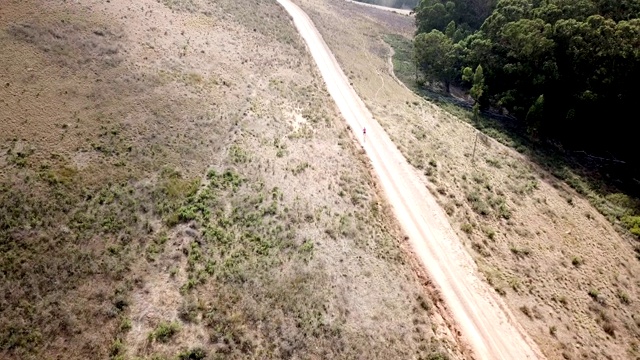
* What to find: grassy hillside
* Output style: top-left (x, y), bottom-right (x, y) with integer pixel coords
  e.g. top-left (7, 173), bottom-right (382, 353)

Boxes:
top-left (297, 0), bottom-right (640, 358)
top-left (0, 0), bottom-right (462, 359)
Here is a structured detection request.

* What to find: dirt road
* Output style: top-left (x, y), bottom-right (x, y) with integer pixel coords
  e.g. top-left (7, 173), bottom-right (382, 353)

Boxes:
top-left (344, 0), bottom-right (413, 15)
top-left (277, 0), bottom-right (545, 359)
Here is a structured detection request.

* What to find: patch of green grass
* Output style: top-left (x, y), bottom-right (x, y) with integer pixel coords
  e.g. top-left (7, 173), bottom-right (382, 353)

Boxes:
top-left (384, 34), bottom-right (415, 88)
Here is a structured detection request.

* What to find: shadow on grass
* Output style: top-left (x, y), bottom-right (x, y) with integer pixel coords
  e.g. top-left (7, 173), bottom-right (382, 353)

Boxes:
top-left (384, 33), bottom-right (640, 246)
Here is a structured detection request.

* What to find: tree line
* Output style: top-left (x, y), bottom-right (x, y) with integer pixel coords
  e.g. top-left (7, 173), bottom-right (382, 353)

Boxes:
top-left (413, 0), bottom-right (640, 158)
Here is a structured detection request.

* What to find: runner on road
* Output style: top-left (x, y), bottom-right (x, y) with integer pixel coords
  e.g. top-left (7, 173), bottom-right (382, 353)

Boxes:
top-left (363, 127), bottom-right (366, 143)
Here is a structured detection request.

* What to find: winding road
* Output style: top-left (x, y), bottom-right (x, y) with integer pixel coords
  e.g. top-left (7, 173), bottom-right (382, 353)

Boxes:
top-left (276, 0), bottom-right (545, 359)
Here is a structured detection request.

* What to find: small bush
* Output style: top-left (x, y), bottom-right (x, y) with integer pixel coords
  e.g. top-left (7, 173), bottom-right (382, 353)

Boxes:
top-left (617, 290), bottom-right (630, 305)
top-left (510, 246), bottom-right (531, 258)
top-left (622, 215), bottom-right (640, 237)
top-left (417, 294), bottom-right (432, 312)
top-left (461, 223), bottom-right (473, 234)
top-left (519, 305), bottom-right (532, 319)
top-left (466, 191), bottom-right (490, 216)
top-left (588, 289), bottom-right (599, 299)
top-left (179, 298), bottom-right (199, 323)
top-left (110, 338), bottom-right (124, 358)
top-left (485, 158), bottom-right (502, 168)
top-left (149, 321), bottom-right (181, 343)
top-left (177, 347), bottom-right (207, 360)
top-left (602, 321), bottom-right (616, 337)
top-left (484, 228), bottom-right (496, 240)
top-left (571, 256), bottom-right (583, 267)
top-left (444, 203), bottom-right (455, 215)
top-left (471, 242), bottom-right (490, 257)
top-left (509, 277), bottom-right (521, 292)
top-left (497, 203), bottom-right (511, 219)
top-left (558, 295), bottom-right (568, 306)
top-left (119, 317), bottom-right (132, 333)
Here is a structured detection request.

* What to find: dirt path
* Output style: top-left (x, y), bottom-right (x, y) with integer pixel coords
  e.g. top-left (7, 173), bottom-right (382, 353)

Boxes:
top-left (277, 0), bottom-right (545, 359)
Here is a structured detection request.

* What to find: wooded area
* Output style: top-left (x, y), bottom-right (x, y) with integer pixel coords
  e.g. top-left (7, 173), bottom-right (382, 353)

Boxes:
top-left (413, 0), bottom-right (640, 158)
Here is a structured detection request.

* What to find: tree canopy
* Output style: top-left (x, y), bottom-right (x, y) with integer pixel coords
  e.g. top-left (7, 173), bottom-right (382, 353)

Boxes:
top-left (413, 0), bottom-right (640, 157)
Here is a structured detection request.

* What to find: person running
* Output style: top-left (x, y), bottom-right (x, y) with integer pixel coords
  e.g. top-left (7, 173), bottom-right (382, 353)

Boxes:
top-left (363, 126), bottom-right (367, 142)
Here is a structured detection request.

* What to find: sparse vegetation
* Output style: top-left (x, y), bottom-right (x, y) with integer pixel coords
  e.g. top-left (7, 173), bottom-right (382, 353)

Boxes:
top-left (0, 0), bottom-right (459, 359)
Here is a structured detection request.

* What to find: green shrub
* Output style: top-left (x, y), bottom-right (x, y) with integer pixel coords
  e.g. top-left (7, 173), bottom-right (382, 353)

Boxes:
top-left (177, 347), bottom-right (207, 360)
top-left (466, 191), bottom-right (490, 216)
top-left (510, 246), bottom-right (531, 258)
top-left (119, 317), bottom-right (132, 333)
top-left (622, 215), bottom-right (640, 237)
top-left (148, 321), bottom-right (181, 343)
top-left (571, 256), bottom-right (583, 267)
top-left (110, 338), bottom-right (124, 358)
top-left (617, 290), bottom-right (630, 305)
top-left (461, 223), bottom-right (473, 234)
top-left (519, 305), bottom-right (532, 319)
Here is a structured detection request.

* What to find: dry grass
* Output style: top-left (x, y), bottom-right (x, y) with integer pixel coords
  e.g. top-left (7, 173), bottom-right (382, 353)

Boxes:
top-left (296, 0), bottom-right (640, 359)
top-left (0, 0), bottom-right (461, 359)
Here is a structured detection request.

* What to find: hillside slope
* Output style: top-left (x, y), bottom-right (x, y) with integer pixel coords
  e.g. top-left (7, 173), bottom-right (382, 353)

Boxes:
top-left (295, 0), bottom-right (640, 359)
top-left (0, 0), bottom-right (463, 359)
